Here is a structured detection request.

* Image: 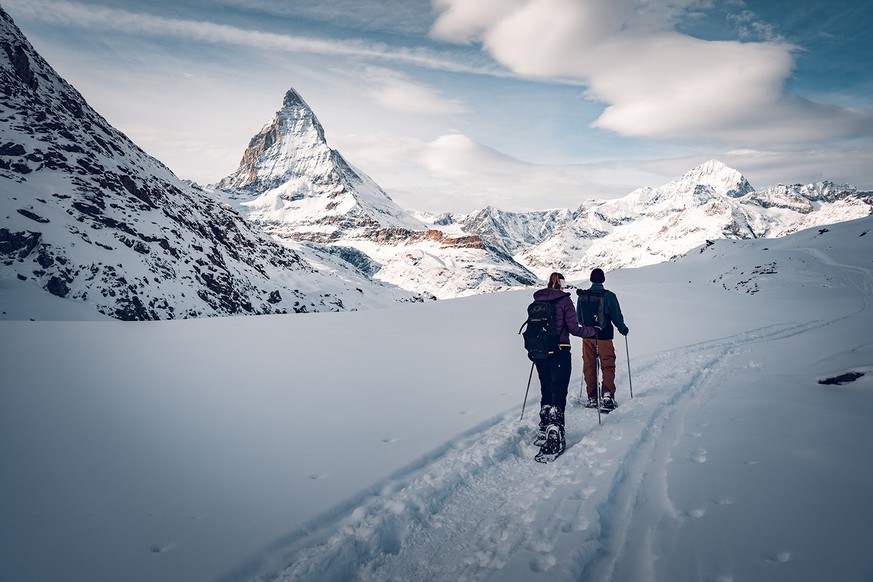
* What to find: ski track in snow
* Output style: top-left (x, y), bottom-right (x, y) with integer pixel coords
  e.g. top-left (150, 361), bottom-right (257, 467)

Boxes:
top-left (794, 246), bottom-right (873, 296)
top-left (256, 320), bottom-right (835, 582)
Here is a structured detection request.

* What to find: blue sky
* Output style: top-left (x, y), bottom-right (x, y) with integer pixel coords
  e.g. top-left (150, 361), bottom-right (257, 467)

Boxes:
top-left (5, 0), bottom-right (872, 212)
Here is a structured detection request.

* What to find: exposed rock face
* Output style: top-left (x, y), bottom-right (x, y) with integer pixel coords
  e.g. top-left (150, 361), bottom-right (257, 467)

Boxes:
top-left (4, 6), bottom-right (869, 316)
top-left (0, 7), bottom-right (418, 320)
top-left (214, 89), bottom-right (538, 298)
top-left (217, 87), bottom-right (871, 292)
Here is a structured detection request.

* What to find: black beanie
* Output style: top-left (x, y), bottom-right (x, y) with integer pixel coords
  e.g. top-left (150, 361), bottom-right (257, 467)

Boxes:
top-left (590, 268), bottom-right (605, 283)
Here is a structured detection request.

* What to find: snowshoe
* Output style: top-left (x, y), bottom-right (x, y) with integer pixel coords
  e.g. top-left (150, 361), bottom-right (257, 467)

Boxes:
top-left (532, 404), bottom-right (552, 446)
top-left (534, 424), bottom-right (566, 463)
top-left (584, 396), bottom-right (598, 409)
top-left (599, 393), bottom-right (617, 413)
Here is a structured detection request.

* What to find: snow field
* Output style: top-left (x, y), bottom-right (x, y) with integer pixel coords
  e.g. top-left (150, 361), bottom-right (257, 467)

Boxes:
top-left (1, 216), bottom-right (872, 582)
top-left (266, 317), bottom-right (862, 582)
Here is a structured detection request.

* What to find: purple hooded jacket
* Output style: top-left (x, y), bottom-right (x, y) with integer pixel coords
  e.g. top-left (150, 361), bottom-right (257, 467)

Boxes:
top-left (533, 288), bottom-right (596, 344)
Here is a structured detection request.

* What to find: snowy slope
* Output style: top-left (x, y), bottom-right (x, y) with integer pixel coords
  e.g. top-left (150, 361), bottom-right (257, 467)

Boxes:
top-left (215, 88), bottom-right (427, 239)
top-left (0, 7), bottom-right (420, 319)
top-left (515, 160), bottom-right (872, 279)
top-left (213, 89), bottom-right (538, 299)
top-left (2, 214), bottom-right (871, 582)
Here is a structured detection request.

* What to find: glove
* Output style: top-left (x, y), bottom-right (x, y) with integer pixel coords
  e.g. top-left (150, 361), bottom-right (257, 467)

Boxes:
top-left (582, 326), bottom-right (598, 337)
top-left (620, 326), bottom-right (629, 336)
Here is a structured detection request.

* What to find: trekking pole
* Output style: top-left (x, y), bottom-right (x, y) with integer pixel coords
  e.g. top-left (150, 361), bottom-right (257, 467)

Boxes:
top-left (520, 361), bottom-right (535, 420)
top-left (625, 335), bottom-right (634, 399)
top-left (595, 334), bottom-right (602, 426)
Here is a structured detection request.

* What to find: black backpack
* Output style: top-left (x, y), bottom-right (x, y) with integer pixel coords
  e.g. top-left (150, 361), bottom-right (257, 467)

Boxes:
top-left (576, 289), bottom-right (606, 328)
top-left (519, 298), bottom-right (560, 360)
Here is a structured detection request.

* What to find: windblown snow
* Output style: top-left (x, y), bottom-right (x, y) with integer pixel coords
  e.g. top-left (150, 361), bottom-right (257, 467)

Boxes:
top-left (2, 215), bottom-right (871, 582)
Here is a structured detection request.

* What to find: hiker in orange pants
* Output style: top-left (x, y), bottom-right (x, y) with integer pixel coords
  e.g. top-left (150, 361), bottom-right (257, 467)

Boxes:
top-left (576, 268), bottom-right (629, 410)
top-left (582, 337), bottom-right (616, 400)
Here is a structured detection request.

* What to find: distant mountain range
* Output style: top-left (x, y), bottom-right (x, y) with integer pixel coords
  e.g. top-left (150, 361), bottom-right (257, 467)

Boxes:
top-left (1, 6), bottom-right (871, 319)
top-left (214, 91), bottom-right (872, 290)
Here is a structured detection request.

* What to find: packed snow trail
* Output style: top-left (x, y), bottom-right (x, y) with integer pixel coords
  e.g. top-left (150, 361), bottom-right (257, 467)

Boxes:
top-left (256, 320), bottom-right (833, 582)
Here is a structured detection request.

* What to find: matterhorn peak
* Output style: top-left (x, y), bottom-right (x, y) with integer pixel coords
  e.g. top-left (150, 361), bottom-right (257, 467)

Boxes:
top-left (215, 87), bottom-right (330, 192)
top-left (215, 86), bottom-right (426, 239)
top-left (282, 88), bottom-right (307, 108)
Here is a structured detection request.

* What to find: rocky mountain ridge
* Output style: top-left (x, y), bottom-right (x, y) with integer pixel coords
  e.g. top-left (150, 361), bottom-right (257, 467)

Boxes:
top-left (0, 7), bottom-right (420, 320)
top-left (2, 6), bottom-right (871, 321)
top-left (213, 90), bottom-right (538, 298)
top-left (508, 163), bottom-right (871, 279)
top-left (214, 85), bottom-right (871, 293)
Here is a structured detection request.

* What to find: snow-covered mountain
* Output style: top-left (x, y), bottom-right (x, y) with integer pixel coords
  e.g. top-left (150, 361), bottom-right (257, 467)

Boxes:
top-left (215, 88), bottom-right (427, 240)
top-left (0, 7), bottom-right (420, 320)
top-left (213, 90), bottom-right (538, 299)
top-left (216, 88), bottom-right (870, 299)
top-left (447, 206), bottom-right (575, 256)
top-left (510, 160), bottom-right (872, 279)
top-left (3, 4), bottom-right (869, 319)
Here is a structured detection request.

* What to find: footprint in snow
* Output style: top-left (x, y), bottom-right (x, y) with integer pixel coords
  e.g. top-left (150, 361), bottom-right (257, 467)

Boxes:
top-left (689, 449), bottom-right (708, 463)
top-left (308, 473), bottom-right (328, 480)
top-left (530, 553), bottom-right (557, 572)
top-left (382, 437), bottom-right (399, 444)
top-left (769, 551), bottom-right (792, 564)
top-left (570, 486), bottom-right (596, 500)
top-left (148, 543), bottom-right (177, 554)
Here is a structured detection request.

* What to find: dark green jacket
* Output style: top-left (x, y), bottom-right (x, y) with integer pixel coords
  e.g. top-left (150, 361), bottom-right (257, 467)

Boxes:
top-left (576, 283), bottom-right (628, 340)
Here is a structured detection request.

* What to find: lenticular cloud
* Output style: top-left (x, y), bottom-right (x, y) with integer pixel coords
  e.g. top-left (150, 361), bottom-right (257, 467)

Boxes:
top-left (430, 0), bottom-right (873, 144)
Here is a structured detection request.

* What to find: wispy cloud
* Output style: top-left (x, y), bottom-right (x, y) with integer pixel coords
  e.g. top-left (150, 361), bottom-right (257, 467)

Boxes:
top-left (335, 132), bottom-right (642, 212)
top-left (208, 0), bottom-right (431, 36)
top-left (727, 9), bottom-right (784, 42)
top-left (340, 130), bottom-right (873, 213)
top-left (4, 0), bottom-right (502, 76)
top-left (430, 0), bottom-right (873, 146)
top-left (364, 67), bottom-right (467, 115)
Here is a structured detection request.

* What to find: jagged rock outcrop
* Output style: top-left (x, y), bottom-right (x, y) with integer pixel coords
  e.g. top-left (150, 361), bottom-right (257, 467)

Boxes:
top-left (0, 7), bottom-right (418, 320)
top-left (214, 89), bottom-right (538, 298)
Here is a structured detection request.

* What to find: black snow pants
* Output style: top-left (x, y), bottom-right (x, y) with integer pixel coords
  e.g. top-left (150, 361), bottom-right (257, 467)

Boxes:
top-left (535, 345), bottom-right (571, 412)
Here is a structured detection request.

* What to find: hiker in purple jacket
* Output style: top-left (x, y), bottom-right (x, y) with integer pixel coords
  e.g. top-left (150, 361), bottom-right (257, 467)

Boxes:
top-left (532, 272), bottom-right (596, 455)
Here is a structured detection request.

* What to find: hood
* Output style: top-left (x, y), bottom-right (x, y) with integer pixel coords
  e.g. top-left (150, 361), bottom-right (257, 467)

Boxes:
top-left (533, 288), bottom-right (569, 301)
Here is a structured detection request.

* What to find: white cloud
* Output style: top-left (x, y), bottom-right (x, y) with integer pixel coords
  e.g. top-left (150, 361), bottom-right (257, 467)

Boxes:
top-left (335, 132), bottom-right (641, 212)
top-left (4, 0), bottom-right (497, 75)
top-left (727, 9), bottom-right (783, 42)
top-left (364, 68), bottom-right (467, 115)
top-left (430, 0), bottom-right (873, 145)
top-left (336, 129), bottom-right (873, 213)
top-left (429, 0), bottom-right (527, 44)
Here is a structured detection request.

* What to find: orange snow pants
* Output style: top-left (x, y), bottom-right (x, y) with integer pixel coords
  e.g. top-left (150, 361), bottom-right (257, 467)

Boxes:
top-left (582, 338), bottom-right (616, 398)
